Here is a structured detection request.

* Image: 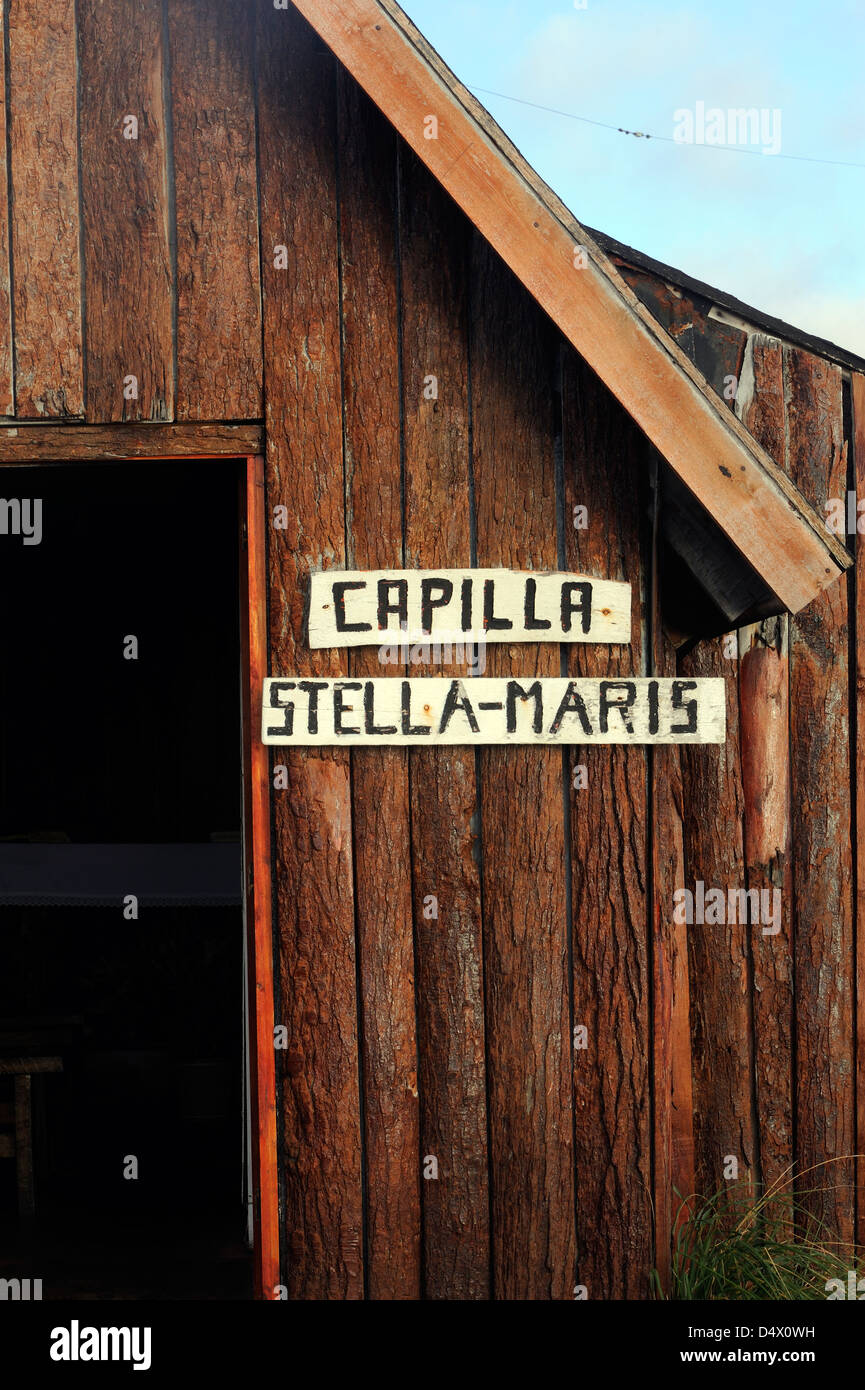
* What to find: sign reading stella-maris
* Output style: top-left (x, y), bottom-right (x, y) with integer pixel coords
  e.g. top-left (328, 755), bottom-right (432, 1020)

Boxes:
top-left (262, 568), bottom-right (726, 748)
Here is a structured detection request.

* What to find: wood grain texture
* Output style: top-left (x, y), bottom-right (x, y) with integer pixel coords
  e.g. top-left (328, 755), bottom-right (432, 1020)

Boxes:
top-left (563, 348), bottom-right (652, 1299)
top-left (471, 238), bottom-right (575, 1299)
top-left (78, 0), bottom-right (173, 421)
top-left (241, 456), bottom-right (279, 1299)
top-left (679, 638), bottom-right (754, 1200)
top-left (737, 337), bottom-right (792, 1200)
top-left (0, 1), bottom-right (15, 415)
top-left (167, 0), bottom-right (262, 420)
top-left (786, 346), bottom-right (854, 1250)
top-left (650, 482), bottom-right (694, 1290)
top-left (257, 3), bottom-right (363, 1299)
top-left (399, 150), bottom-right (489, 1299)
top-left (289, 0), bottom-right (850, 616)
top-left (8, 0), bottom-right (83, 416)
top-left (0, 421), bottom-right (262, 460)
top-left (853, 372), bottom-right (865, 1249)
top-left (336, 73), bottom-right (420, 1300)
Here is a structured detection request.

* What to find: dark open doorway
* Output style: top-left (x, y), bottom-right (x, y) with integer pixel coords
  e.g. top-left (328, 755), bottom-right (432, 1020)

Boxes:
top-left (0, 458), bottom-right (253, 1299)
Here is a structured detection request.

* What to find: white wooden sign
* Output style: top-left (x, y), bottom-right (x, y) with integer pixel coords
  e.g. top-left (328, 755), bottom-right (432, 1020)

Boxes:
top-left (307, 568), bottom-right (630, 647)
top-left (262, 677), bottom-right (726, 746)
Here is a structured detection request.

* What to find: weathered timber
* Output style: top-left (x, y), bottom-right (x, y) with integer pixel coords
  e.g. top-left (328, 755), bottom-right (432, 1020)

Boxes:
top-left (679, 638), bottom-right (754, 1200)
top-left (399, 150), bottom-right (490, 1300)
top-left (0, 422), bottom-right (263, 460)
top-left (563, 348), bottom-right (652, 1298)
top-left (737, 336), bottom-right (792, 1201)
top-left (786, 346), bottom-right (854, 1251)
top-left (8, 0), bottom-right (83, 416)
top-left (650, 458), bottom-right (694, 1290)
top-left (853, 372), bottom-right (865, 1249)
top-left (257, 3), bottom-right (363, 1299)
top-left (471, 238), bottom-right (575, 1299)
top-left (168, 0), bottom-right (262, 420)
top-left (0, 1), bottom-right (15, 414)
top-left (78, 0), bottom-right (173, 421)
top-left (337, 73), bottom-right (420, 1300)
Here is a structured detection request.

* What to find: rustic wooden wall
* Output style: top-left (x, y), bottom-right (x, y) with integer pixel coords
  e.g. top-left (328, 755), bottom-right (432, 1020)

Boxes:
top-left (1, 0), bottom-right (861, 1297)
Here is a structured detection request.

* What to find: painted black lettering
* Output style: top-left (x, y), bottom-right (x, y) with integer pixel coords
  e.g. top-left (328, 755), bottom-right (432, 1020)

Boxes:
top-left (299, 680), bottom-right (329, 735)
top-left (421, 577), bottom-right (453, 633)
top-left (333, 681), bottom-right (363, 735)
top-left (377, 578), bottom-right (409, 631)
top-left (548, 682), bottom-right (592, 735)
top-left (523, 578), bottom-right (551, 630)
top-left (483, 578), bottom-right (512, 631)
top-left (671, 680), bottom-right (698, 734)
top-left (266, 681), bottom-right (296, 737)
top-left (439, 679), bottom-right (480, 733)
top-left (333, 580), bottom-right (370, 633)
top-left (364, 682), bottom-right (397, 736)
top-left (561, 581), bottom-right (592, 634)
top-left (599, 680), bottom-right (636, 733)
top-left (401, 680), bottom-right (430, 736)
top-left (506, 679), bottom-right (544, 733)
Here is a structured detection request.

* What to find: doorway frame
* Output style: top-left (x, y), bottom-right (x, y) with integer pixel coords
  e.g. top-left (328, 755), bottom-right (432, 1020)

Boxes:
top-left (0, 425), bottom-right (279, 1299)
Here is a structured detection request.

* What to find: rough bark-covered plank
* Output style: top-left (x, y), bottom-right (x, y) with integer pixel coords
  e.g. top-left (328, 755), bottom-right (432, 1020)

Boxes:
top-left (470, 239), bottom-right (574, 1300)
top-left (8, 0), bottom-right (83, 416)
top-left (0, 2), bottom-right (15, 415)
top-left (737, 336), bottom-right (792, 1200)
top-left (563, 348), bottom-right (652, 1299)
top-left (257, 3), bottom-right (363, 1299)
top-left (399, 151), bottom-right (489, 1300)
top-left (0, 421), bottom-right (262, 460)
top-left (853, 372), bottom-right (865, 1249)
top-left (650, 492), bottom-right (694, 1290)
top-left (168, 0), bottom-right (262, 420)
top-left (786, 346), bottom-right (854, 1250)
top-left (336, 73), bottom-right (419, 1300)
top-left (78, 0), bottom-right (173, 421)
top-left (679, 639), bottom-right (754, 1199)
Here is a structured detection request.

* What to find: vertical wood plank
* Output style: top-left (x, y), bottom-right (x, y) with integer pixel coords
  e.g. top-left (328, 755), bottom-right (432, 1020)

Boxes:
top-left (852, 371), bottom-right (865, 1250)
top-left (257, 3), bottom-right (364, 1299)
top-left (737, 336), bottom-right (793, 1200)
top-left (650, 496), bottom-right (694, 1288)
top-left (0, 1), bottom-right (16, 414)
top-left (563, 349), bottom-right (652, 1298)
top-left (679, 640), bottom-right (754, 1200)
top-left (336, 74), bottom-right (420, 1300)
top-left (787, 346), bottom-right (854, 1250)
top-left (399, 151), bottom-right (489, 1299)
top-left (471, 239), bottom-right (575, 1299)
top-left (8, 0), bottom-right (83, 416)
top-left (78, 0), bottom-right (173, 421)
top-left (167, 0), bottom-right (262, 420)
top-left (241, 455), bottom-right (279, 1299)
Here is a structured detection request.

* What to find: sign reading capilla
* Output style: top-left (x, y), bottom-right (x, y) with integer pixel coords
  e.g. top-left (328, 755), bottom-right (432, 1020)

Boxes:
top-left (307, 568), bottom-right (630, 646)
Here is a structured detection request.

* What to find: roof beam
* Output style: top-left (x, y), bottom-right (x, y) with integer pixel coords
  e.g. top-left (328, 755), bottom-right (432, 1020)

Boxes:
top-left (291, 0), bottom-right (850, 614)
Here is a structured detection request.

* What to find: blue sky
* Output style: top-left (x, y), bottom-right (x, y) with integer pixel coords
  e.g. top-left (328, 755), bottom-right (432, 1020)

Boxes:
top-left (399, 0), bottom-right (865, 356)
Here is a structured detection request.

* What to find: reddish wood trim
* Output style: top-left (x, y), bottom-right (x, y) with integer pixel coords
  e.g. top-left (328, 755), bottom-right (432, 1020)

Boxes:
top-left (289, 0), bottom-right (849, 615)
top-left (852, 372), bottom-right (865, 1249)
top-left (0, 422), bottom-right (264, 460)
top-left (242, 453), bottom-right (280, 1299)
